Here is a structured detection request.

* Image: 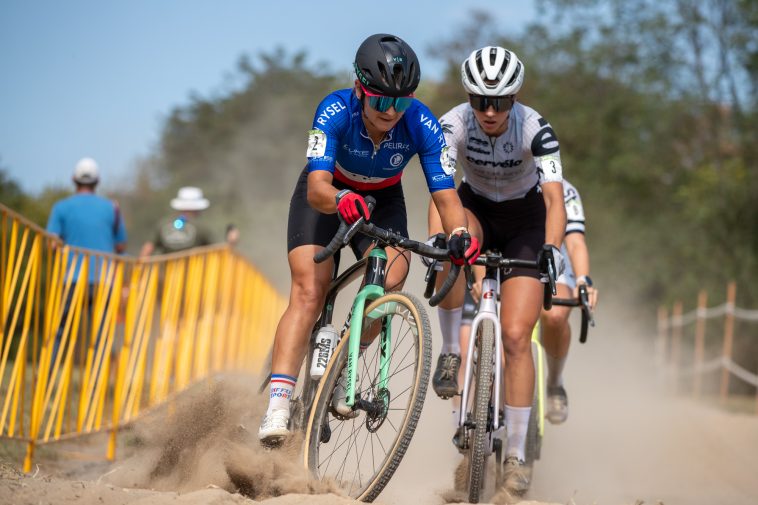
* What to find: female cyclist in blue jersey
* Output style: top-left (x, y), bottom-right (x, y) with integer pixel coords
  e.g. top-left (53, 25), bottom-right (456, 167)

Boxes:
top-left (427, 46), bottom-right (567, 494)
top-left (258, 33), bottom-right (480, 444)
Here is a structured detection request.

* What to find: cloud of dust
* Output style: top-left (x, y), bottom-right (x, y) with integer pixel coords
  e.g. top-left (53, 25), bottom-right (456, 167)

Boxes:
top-left (104, 375), bottom-right (341, 500)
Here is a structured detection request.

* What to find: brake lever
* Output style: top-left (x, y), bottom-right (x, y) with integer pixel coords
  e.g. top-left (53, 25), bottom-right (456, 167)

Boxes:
top-left (547, 257), bottom-right (557, 296)
top-left (464, 264), bottom-right (474, 292)
top-left (579, 285), bottom-right (596, 327)
top-left (342, 219), bottom-right (364, 246)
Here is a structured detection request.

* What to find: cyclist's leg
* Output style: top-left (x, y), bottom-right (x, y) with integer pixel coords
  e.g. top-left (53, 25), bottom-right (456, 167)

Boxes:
top-left (272, 246), bottom-right (335, 377)
top-left (259, 246), bottom-right (334, 441)
top-left (540, 281), bottom-right (573, 423)
top-left (500, 277), bottom-right (543, 410)
top-left (260, 167), bottom-right (339, 443)
top-left (429, 196), bottom-right (483, 398)
top-left (540, 283), bottom-right (572, 366)
top-left (452, 289), bottom-right (476, 426)
top-left (383, 247), bottom-right (411, 292)
top-left (499, 276), bottom-right (542, 490)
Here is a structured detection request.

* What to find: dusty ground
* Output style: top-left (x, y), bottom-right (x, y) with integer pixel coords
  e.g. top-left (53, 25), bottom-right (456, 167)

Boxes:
top-left (2, 295), bottom-right (757, 505)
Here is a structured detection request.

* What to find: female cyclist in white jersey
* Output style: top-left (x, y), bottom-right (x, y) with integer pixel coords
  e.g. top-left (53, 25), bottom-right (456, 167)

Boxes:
top-left (540, 179), bottom-right (598, 425)
top-left (427, 46), bottom-right (567, 494)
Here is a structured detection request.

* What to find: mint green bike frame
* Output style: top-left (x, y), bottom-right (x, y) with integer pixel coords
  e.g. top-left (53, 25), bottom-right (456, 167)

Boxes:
top-left (344, 247), bottom-right (391, 407)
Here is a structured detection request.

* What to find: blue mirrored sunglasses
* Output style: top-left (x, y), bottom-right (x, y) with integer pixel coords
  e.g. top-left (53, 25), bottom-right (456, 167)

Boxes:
top-left (361, 85), bottom-right (414, 113)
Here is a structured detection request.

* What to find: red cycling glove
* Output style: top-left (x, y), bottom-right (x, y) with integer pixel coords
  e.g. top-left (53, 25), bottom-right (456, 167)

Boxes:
top-left (336, 190), bottom-right (370, 224)
top-left (448, 232), bottom-right (481, 266)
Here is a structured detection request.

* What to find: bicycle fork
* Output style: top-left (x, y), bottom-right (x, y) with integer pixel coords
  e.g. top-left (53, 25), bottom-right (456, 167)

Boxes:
top-left (345, 248), bottom-right (389, 409)
top-left (460, 276), bottom-right (503, 432)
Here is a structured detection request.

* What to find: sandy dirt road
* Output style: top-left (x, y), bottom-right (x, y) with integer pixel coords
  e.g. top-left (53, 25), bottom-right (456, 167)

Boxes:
top-left (378, 298), bottom-right (758, 505)
top-left (2, 295), bottom-right (757, 505)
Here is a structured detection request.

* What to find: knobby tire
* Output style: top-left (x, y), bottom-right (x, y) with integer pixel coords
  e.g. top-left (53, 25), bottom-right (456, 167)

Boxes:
top-left (303, 292), bottom-right (432, 502)
top-left (467, 319), bottom-right (495, 503)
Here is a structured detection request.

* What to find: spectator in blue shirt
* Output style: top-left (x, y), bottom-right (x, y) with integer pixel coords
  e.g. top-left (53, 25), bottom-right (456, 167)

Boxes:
top-left (47, 157), bottom-right (127, 263)
top-left (46, 157), bottom-right (127, 365)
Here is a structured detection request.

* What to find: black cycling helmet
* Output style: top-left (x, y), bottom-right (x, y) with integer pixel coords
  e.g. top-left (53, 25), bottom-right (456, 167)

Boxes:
top-left (354, 33), bottom-right (420, 97)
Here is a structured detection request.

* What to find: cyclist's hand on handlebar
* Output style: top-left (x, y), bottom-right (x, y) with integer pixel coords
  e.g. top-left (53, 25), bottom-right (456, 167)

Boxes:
top-left (336, 190), bottom-right (370, 224)
top-left (539, 244), bottom-right (565, 277)
top-left (420, 235), bottom-right (444, 270)
top-left (575, 281), bottom-right (598, 310)
top-left (448, 231), bottom-right (480, 266)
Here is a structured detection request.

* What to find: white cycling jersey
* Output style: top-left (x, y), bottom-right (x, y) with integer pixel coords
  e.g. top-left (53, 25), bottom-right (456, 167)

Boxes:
top-left (439, 102), bottom-right (564, 202)
top-left (559, 179), bottom-right (586, 287)
top-left (563, 179), bottom-right (585, 235)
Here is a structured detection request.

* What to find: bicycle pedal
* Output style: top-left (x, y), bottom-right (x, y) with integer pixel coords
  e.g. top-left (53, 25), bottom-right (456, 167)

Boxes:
top-left (259, 436), bottom-right (285, 450)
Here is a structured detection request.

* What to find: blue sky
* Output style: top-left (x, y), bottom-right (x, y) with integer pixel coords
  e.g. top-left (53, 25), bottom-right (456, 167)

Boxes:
top-left (1, 1), bottom-right (536, 194)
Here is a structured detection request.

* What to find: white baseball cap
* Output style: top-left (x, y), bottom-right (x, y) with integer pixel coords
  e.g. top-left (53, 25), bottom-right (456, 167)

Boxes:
top-left (170, 186), bottom-right (210, 211)
top-left (73, 157), bottom-right (99, 184)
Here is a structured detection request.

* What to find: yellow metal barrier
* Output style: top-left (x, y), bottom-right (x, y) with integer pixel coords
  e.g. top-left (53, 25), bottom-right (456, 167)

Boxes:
top-left (0, 203), bottom-right (285, 470)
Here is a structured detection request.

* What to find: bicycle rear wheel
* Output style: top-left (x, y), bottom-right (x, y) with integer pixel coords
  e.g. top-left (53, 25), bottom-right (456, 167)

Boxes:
top-left (304, 292), bottom-right (432, 502)
top-left (466, 318), bottom-right (495, 503)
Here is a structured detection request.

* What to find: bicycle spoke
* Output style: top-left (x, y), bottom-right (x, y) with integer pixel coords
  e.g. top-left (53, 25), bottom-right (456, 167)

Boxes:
top-left (307, 292), bottom-right (431, 501)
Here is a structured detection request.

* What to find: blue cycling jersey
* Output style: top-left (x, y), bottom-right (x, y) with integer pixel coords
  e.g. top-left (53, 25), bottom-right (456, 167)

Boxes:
top-left (306, 88), bottom-right (455, 193)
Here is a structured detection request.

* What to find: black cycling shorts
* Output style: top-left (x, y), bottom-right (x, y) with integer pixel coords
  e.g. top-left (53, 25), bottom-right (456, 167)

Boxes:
top-left (458, 181), bottom-right (546, 280)
top-left (287, 167), bottom-right (409, 259)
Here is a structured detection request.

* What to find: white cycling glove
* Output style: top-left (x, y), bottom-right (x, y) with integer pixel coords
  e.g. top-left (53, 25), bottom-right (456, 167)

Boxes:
top-left (551, 245), bottom-right (566, 277)
top-left (420, 236), bottom-right (444, 271)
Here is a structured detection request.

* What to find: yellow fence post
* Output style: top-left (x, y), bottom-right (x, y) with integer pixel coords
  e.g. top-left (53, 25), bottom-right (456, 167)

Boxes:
top-left (1, 203), bottom-right (283, 471)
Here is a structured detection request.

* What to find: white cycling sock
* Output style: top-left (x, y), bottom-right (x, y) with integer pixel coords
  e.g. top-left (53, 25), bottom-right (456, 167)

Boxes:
top-left (546, 353), bottom-right (567, 388)
top-left (438, 307), bottom-right (462, 355)
top-left (267, 374), bottom-right (296, 415)
top-left (505, 405), bottom-right (531, 461)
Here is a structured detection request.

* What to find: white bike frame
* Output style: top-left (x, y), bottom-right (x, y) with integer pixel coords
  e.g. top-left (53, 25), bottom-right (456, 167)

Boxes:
top-left (459, 273), bottom-right (503, 431)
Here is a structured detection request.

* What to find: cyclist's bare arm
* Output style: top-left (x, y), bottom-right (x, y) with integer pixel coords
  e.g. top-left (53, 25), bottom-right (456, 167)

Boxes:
top-left (564, 232), bottom-right (598, 308)
top-left (430, 188), bottom-right (469, 236)
top-left (427, 197), bottom-right (442, 235)
top-left (541, 181), bottom-right (567, 248)
top-left (306, 170), bottom-right (341, 213)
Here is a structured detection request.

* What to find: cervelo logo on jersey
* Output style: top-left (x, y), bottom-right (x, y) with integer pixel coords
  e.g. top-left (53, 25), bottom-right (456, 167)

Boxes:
top-left (316, 100), bottom-right (348, 126)
top-left (465, 156), bottom-right (523, 168)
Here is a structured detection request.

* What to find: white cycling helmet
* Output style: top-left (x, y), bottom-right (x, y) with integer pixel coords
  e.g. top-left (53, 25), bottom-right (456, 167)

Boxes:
top-left (461, 46), bottom-right (524, 96)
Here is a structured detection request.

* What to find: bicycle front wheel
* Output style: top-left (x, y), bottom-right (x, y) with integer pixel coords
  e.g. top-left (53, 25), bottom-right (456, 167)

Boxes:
top-left (303, 292), bottom-right (432, 502)
top-left (467, 318), bottom-right (495, 503)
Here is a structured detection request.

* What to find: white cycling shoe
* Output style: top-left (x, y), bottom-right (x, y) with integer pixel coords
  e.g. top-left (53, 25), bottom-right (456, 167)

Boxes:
top-left (546, 385), bottom-right (569, 424)
top-left (258, 408), bottom-right (290, 444)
